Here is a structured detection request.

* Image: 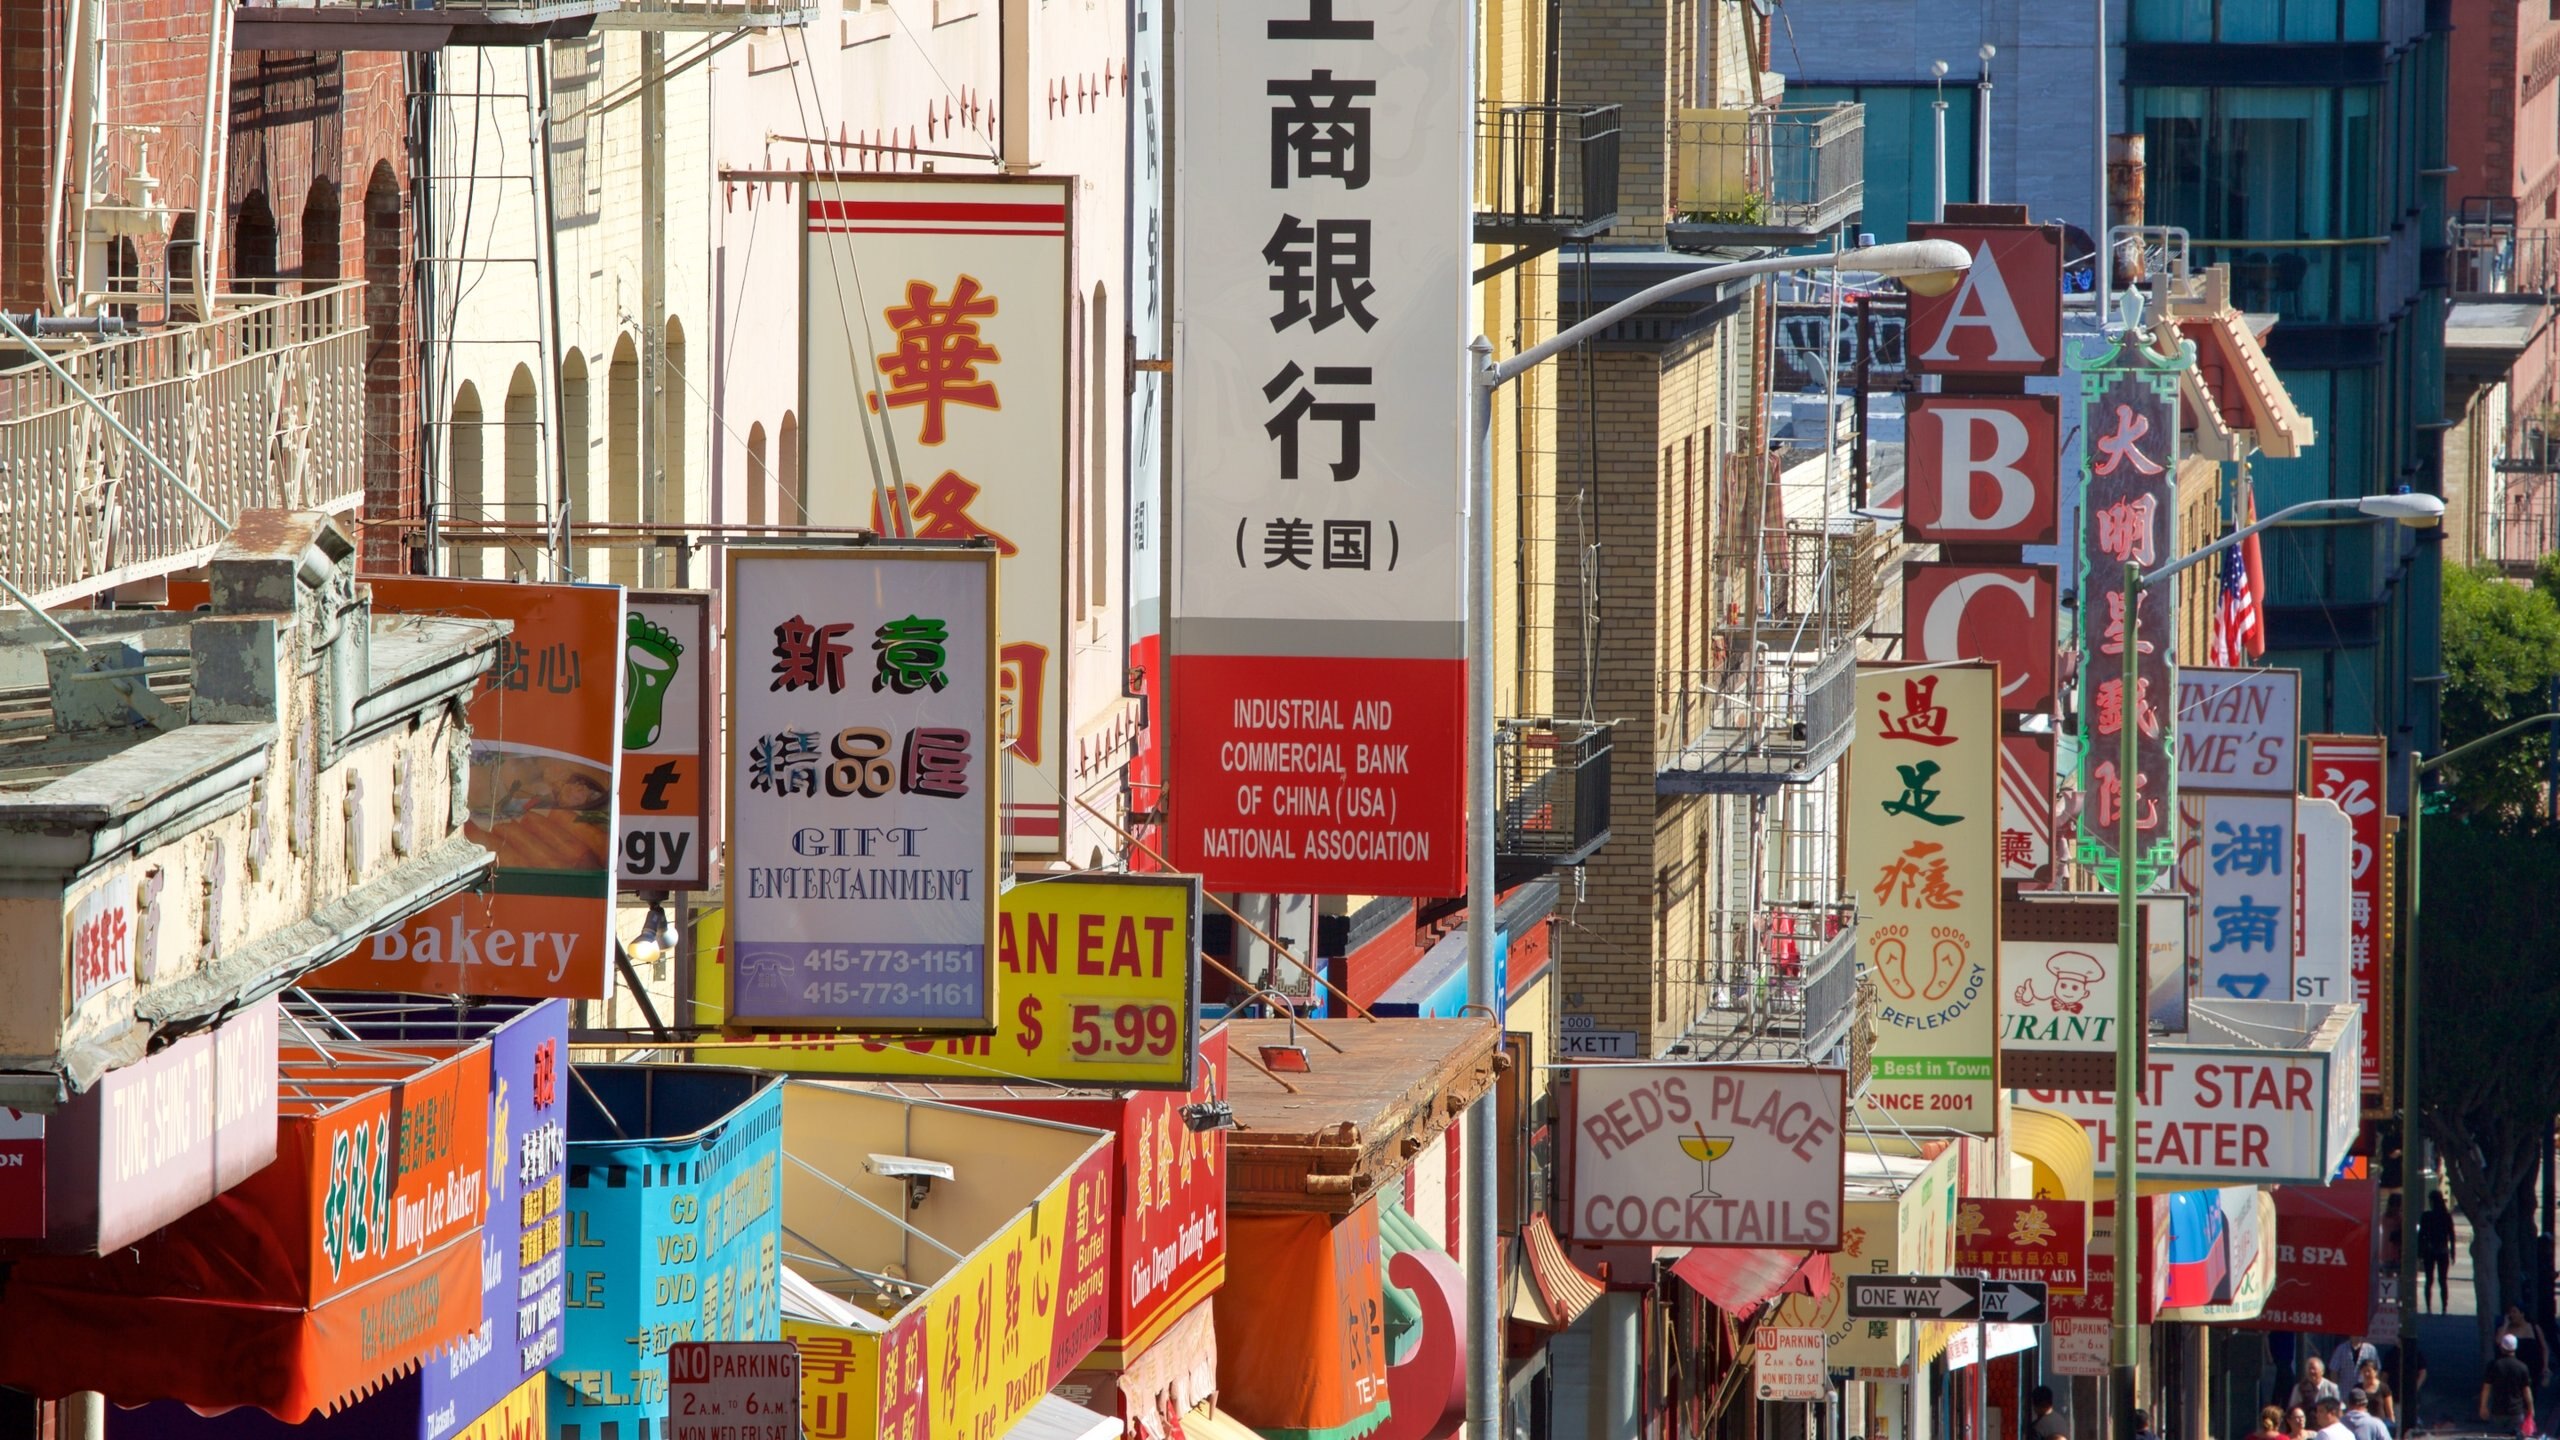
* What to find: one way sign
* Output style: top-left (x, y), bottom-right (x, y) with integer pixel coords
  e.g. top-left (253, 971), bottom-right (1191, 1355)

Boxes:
top-left (1846, 1275), bottom-right (1981, 1320)
top-left (1845, 1276), bottom-right (2048, 1325)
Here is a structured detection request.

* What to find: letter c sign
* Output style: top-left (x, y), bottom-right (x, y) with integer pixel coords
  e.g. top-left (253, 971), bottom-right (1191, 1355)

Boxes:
top-left (1903, 562), bottom-right (2058, 713)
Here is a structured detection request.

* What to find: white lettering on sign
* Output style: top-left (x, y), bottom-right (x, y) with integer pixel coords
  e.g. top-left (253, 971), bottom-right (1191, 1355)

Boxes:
top-left (68, 875), bottom-right (135, 1009)
top-left (2024, 1038), bottom-right (2349, 1182)
top-left (371, 914), bottom-right (580, 983)
top-left (1567, 1065), bottom-right (1845, 1249)
top-left (1924, 406), bottom-right (2037, 532)
top-left (1916, 243), bottom-right (2040, 366)
top-left (1919, 572), bottom-right (2042, 701)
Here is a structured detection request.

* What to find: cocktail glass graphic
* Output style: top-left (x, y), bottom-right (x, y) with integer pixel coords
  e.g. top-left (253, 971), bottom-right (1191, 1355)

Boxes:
top-left (1680, 1126), bottom-right (1735, 1199)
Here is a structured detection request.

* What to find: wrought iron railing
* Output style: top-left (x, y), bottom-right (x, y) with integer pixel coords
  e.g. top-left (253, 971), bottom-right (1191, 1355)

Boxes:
top-left (1496, 718), bottom-right (1613, 866)
top-left (0, 284), bottom-right (367, 606)
top-left (1476, 102), bottom-right (1623, 240)
top-left (1666, 901), bottom-right (1861, 1064)
top-left (1670, 103), bottom-right (1863, 235)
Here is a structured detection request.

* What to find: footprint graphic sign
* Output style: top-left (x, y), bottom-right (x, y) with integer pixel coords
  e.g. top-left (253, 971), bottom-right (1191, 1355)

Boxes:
top-left (617, 592), bottom-right (712, 889)
top-left (1850, 663), bottom-right (2000, 1134)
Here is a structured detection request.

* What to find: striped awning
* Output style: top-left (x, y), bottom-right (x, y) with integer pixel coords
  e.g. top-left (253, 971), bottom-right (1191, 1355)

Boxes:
top-left (1506, 1213), bottom-right (1606, 1331)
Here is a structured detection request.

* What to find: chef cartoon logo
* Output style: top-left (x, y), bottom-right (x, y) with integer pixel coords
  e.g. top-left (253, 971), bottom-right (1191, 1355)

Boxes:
top-left (2013, 949), bottom-right (2104, 1014)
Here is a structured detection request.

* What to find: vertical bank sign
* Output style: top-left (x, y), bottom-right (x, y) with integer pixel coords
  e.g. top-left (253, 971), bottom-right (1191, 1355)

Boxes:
top-left (325, 578), bottom-right (624, 1000)
top-left (618, 591), bottom-right (713, 889)
top-left (801, 176), bottom-right (1071, 857)
top-left (1851, 664), bottom-right (2000, 1132)
top-left (724, 547), bottom-right (999, 1032)
top-left (2305, 734), bottom-right (2388, 1094)
top-left (1167, 0), bottom-right (1469, 896)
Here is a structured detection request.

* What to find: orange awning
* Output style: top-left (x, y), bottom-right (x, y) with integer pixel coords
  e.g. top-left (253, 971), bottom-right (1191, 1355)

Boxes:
top-left (1670, 1247), bottom-right (1833, 1317)
top-left (1507, 1214), bottom-right (1605, 1331)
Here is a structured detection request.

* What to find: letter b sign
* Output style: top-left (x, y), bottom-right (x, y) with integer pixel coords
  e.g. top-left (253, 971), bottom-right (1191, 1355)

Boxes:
top-left (1904, 395), bottom-right (2059, 545)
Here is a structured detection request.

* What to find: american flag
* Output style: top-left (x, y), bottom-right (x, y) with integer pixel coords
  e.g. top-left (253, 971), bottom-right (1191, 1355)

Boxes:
top-left (2210, 489), bottom-right (2267, 665)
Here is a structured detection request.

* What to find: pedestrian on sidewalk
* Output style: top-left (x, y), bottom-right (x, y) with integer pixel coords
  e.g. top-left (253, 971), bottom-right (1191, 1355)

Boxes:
top-left (2315, 1397), bottom-right (2355, 1440)
top-left (2485, 1333), bottom-right (2537, 1437)
top-left (2337, 1337), bottom-right (2384, 1383)
top-left (2359, 1360), bottom-right (2396, 1434)
top-left (2254, 1406), bottom-right (2290, 1440)
top-left (2421, 1191), bottom-right (2455, 1313)
top-left (2029, 1386), bottom-right (2068, 1440)
top-left (2285, 1406), bottom-right (2311, 1439)
top-left (2296, 1358), bottom-right (2345, 1414)
top-left (2342, 1388), bottom-right (2391, 1440)
top-left (2134, 1409), bottom-right (2160, 1440)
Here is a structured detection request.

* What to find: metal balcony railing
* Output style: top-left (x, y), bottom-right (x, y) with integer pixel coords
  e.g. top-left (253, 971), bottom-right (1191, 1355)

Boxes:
top-left (1659, 638), bottom-right (1858, 794)
top-left (1669, 103), bottom-right (1863, 244)
top-left (0, 284), bottom-right (367, 607)
top-left (1475, 102), bottom-right (1623, 246)
top-left (1666, 902), bottom-right (1863, 1067)
top-left (2447, 221), bottom-right (2560, 299)
top-left (1495, 718), bottom-right (1614, 872)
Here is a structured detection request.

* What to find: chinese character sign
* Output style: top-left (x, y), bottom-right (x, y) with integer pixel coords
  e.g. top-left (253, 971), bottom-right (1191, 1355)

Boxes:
top-left (2073, 339), bottom-right (2190, 890)
top-left (1955, 1196), bottom-right (2089, 1293)
top-left (802, 178), bottom-right (1070, 857)
top-left (2000, 733), bottom-right (2056, 885)
top-left (618, 591), bottom-right (713, 888)
top-left (1168, 0), bottom-right (1468, 897)
top-left (1851, 664), bottom-right (2000, 1133)
top-left (2193, 792), bottom-right (2296, 1003)
top-left (725, 548), bottom-right (999, 1030)
top-left (2305, 733), bottom-right (2387, 1093)
top-left (321, 578), bottom-right (626, 1000)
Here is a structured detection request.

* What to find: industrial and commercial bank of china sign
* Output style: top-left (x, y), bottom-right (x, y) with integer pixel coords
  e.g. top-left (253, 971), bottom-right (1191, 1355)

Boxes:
top-left (725, 548), bottom-right (1000, 1031)
top-left (1167, 0), bottom-right (1468, 896)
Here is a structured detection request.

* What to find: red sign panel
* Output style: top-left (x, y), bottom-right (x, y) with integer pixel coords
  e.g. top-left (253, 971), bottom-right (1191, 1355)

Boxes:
top-left (1956, 1196), bottom-right (2087, 1292)
top-left (1903, 563), bottom-right (2059, 714)
top-left (1907, 224), bottom-right (2065, 378)
top-left (2304, 735), bottom-right (2387, 1093)
top-left (2235, 1181), bottom-right (2374, 1333)
top-left (0, 1108), bottom-right (37, 1240)
top-left (1903, 396), bottom-right (2060, 545)
top-left (2000, 732), bottom-right (2057, 885)
top-left (1167, 653), bottom-right (1464, 896)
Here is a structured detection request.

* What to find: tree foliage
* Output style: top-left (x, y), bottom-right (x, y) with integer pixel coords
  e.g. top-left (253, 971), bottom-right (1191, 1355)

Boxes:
top-left (2437, 562), bottom-right (2560, 816)
top-left (2416, 816), bottom-right (2560, 1352)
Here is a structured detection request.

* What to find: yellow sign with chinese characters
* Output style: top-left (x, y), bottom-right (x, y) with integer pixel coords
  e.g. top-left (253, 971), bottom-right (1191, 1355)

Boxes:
top-left (782, 1142), bottom-right (1116, 1440)
top-left (695, 872), bottom-right (1202, 1088)
top-left (450, 1373), bottom-right (546, 1440)
top-left (1850, 663), bottom-right (2001, 1132)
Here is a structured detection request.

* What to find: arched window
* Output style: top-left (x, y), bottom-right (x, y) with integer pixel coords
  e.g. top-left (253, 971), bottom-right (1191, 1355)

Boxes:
top-left (300, 178), bottom-right (340, 290)
top-left (561, 350), bottom-right (591, 527)
top-left (504, 364), bottom-right (542, 578)
top-left (664, 317), bottom-right (689, 543)
top-left (779, 411), bottom-right (802, 525)
top-left (449, 382), bottom-right (485, 577)
top-left (234, 191), bottom-right (279, 295)
top-left (1089, 284), bottom-right (1110, 612)
top-left (746, 422), bottom-right (770, 529)
top-left (609, 333), bottom-right (640, 587)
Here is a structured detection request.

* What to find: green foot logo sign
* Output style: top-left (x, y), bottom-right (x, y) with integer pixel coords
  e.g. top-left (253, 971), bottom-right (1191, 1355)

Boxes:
top-left (624, 611), bottom-right (684, 751)
top-left (616, 593), bottom-right (711, 889)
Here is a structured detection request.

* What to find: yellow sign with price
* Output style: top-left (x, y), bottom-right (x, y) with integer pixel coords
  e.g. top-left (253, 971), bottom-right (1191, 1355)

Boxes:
top-left (693, 872), bottom-right (1203, 1088)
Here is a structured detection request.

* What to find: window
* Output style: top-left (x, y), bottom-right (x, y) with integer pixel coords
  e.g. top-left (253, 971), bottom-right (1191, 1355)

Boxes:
top-left (504, 364), bottom-right (542, 578)
top-left (2134, 85), bottom-right (2382, 321)
top-left (746, 421), bottom-right (770, 529)
top-left (609, 334), bottom-right (640, 587)
top-left (449, 382), bottom-right (485, 576)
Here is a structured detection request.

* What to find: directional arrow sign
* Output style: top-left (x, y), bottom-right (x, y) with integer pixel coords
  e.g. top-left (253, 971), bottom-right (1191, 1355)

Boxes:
top-left (1846, 1275), bottom-right (1982, 1321)
top-left (1979, 1278), bottom-right (2049, 1325)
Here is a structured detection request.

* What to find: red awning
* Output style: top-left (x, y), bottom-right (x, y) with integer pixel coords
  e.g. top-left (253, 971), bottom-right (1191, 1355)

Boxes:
top-left (1670, 1246), bottom-right (1833, 1317)
top-left (1508, 1214), bottom-right (1605, 1331)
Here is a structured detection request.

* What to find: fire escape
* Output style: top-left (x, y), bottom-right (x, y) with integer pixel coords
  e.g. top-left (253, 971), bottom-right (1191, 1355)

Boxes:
top-left (1652, 100), bottom-right (1876, 1071)
top-left (1475, 98), bottom-right (1624, 883)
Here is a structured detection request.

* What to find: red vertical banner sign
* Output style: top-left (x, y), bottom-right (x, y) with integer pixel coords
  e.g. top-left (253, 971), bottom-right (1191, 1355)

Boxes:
top-left (2073, 338), bottom-right (2192, 891)
top-left (2304, 734), bottom-right (2388, 1094)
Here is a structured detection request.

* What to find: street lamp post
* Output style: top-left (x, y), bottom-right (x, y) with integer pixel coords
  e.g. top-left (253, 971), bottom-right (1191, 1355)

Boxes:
top-left (2113, 490), bottom-right (2445, 1439)
top-left (2394, 708), bottom-right (2560, 1412)
top-left (1460, 238), bottom-right (1972, 1439)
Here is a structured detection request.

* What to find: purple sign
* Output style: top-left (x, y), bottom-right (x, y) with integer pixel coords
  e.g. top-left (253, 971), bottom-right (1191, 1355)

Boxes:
top-left (421, 999), bottom-right (569, 1426)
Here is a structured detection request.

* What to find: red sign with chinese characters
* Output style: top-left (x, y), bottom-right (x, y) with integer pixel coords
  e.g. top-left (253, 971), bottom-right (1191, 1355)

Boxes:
top-left (1902, 396), bottom-right (2060, 545)
top-left (2000, 733), bottom-right (2057, 885)
top-left (1956, 1196), bottom-right (2088, 1292)
top-left (2050, 1198), bottom-right (2167, 1324)
top-left (1906, 224), bottom-right (2065, 378)
top-left (2304, 735), bottom-right (2387, 1093)
top-left (1168, 653), bottom-right (1465, 897)
top-left (1903, 563), bottom-right (2058, 714)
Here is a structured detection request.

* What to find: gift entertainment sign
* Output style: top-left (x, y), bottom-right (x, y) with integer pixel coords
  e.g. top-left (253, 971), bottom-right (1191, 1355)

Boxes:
top-left (724, 547), bottom-right (1000, 1031)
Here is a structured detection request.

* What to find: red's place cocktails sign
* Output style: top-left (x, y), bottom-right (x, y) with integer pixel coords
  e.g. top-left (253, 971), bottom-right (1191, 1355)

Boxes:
top-left (1562, 1065), bottom-right (1844, 1248)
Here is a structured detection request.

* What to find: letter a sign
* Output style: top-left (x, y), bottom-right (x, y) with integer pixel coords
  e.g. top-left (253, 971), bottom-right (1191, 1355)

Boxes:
top-left (1908, 224), bottom-right (2064, 378)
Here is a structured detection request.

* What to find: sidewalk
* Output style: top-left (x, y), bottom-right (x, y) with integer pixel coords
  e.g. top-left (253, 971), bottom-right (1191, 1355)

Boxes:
top-left (2409, 1209), bottom-right (2513, 1439)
